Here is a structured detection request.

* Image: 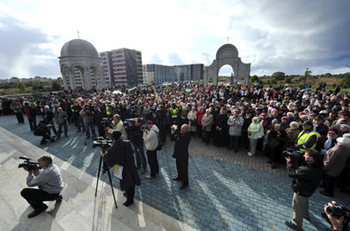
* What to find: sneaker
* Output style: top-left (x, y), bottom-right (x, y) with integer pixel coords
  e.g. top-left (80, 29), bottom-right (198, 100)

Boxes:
top-left (285, 221), bottom-right (303, 230)
top-left (248, 152), bottom-right (253, 156)
top-left (145, 175), bottom-right (155, 179)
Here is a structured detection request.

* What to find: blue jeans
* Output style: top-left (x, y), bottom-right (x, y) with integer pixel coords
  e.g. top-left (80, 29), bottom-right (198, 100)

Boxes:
top-left (85, 122), bottom-right (96, 138)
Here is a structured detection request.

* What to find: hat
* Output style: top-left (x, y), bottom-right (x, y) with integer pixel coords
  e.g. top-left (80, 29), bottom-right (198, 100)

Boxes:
top-left (44, 105), bottom-right (49, 109)
top-left (336, 133), bottom-right (350, 147)
top-left (302, 120), bottom-right (313, 127)
top-left (112, 131), bottom-right (122, 140)
top-left (328, 126), bottom-right (339, 134)
top-left (281, 116), bottom-right (288, 121)
top-left (271, 109), bottom-right (278, 113)
top-left (272, 119), bottom-right (279, 124)
top-left (340, 124), bottom-right (350, 130)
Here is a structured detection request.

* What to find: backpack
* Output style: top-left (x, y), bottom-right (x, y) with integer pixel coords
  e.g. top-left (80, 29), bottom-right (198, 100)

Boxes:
top-left (154, 130), bottom-right (163, 151)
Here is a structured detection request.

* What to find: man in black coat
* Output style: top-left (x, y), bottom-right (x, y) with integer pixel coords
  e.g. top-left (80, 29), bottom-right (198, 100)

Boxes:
top-left (130, 118), bottom-right (147, 174)
top-left (171, 124), bottom-right (191, 190)
top-left (285, 149), bottom-right (323, 230)
top-left (101, 131), bottom-right (141, 206)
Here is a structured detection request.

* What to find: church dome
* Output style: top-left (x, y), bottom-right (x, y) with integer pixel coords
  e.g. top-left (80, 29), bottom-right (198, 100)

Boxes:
top-left (60, 39), bottom-right (99, 58)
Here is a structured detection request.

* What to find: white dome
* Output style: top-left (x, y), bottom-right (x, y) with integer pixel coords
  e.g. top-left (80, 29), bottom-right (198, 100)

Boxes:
top-left (60, 39), bottom-right (99, 58)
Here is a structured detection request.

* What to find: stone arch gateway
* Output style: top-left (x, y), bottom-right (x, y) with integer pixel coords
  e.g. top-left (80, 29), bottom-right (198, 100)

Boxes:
top-left (204, 44), bottom-right (251, 86)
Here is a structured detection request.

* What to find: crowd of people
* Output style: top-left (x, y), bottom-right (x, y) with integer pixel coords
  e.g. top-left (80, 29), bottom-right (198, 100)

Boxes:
top-left (1, 84), bottom-right (350, 190)
top-left (3, 83), bottom-right (350, 228)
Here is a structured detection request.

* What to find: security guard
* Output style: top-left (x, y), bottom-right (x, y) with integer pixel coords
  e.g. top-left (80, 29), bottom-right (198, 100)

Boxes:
top-left (295, 120), bottom-right (318, 152)
top-left (169, 103), bottom-right (179, 125)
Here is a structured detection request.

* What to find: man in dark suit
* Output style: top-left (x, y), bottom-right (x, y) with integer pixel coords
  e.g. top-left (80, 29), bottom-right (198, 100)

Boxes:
top-left (101, 131), bottom-right (141, 206)
top-left (171, 124), bottom-right (191, 189)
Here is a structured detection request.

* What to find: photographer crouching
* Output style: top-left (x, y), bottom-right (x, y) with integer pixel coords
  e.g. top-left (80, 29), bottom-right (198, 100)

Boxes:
top-left (285, 149), bottom-right (323, 230)
top-left (20, 155), bottom-right (64, 218)
top-left (101, 131), bottom-right (141, 207)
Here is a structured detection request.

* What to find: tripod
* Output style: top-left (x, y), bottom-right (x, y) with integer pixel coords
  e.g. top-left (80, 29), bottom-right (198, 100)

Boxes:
top-left (95, 154), bottom-right (118, 209)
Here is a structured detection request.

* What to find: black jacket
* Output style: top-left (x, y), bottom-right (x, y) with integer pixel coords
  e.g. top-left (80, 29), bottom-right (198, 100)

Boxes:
top-left (130, 125), bottom-right (144, 147)
top-left (104, 139), bottom-right (141, 190)
top-left (171, 130), bottom-right (191, 161)
top-left (287, 160), bottom-right (323, 197)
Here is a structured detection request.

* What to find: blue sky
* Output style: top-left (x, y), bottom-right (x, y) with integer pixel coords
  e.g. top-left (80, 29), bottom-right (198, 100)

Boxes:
top-left (0, 0), bottom-right (350, 79)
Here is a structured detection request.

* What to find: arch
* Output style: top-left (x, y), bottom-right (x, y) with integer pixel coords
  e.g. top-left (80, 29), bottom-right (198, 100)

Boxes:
top-left (204, 44), bottom-right (251, 86)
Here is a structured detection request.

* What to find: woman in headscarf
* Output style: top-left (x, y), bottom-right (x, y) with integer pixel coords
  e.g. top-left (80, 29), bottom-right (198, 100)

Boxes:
top-left (247, 116), bottom-right (263, 156)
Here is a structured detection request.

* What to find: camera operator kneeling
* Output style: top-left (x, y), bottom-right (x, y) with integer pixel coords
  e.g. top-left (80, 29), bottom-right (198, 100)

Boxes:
top-left (101, 131), bottom-right (141, 207)
top-left (285, 149), bottom-right (323, 230)
top-left (21, 155), bottom-right (64, 218)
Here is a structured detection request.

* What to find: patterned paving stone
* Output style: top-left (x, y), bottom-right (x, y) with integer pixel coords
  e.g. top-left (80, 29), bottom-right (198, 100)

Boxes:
top-left (1, 115), bottom-right (350, 231)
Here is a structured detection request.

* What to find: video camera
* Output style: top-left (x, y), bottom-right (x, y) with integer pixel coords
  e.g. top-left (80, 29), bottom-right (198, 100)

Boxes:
top-left (92, 137), bottom-right (113, 150)
top-left (18, 156), bottom-right (41, 171)
top-left (123, 117), bottom-right (146, 131)
top-left (283, 148), bottom-right (304, 162)
top-left (100, 117), bottom-right (113, 129)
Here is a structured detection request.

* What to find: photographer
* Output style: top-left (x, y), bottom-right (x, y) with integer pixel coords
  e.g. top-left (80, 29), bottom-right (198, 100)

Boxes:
top-left (55, 107), bottom-right (68, 139)
top-left (142, 120), bottom-right (160, 179)
top-left (43, 105), bottom-right (57, 136)
top-left (101, 131), bottom-right (141, 207)
top-left (106, 114), bottom-right (126, 140)
top-left (285, 149), bottom-right (323, 230)
top-left (171, 124), bottom-right (191, 190)
top-left (324, 201), bottom-right (346, 231)
top-left (21, 155), bottom-right (64, 218)
top-left (130, 118), bottom-right (147, 174)
top-left (80, 104), bottom-right (96, 139)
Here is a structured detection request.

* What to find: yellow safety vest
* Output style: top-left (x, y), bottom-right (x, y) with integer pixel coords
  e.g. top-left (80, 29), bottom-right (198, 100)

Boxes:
top-left (297, 130), bottom-right (318, 152)
top-left (33, 101), bottom-right (38, 106)
top-left (106, 106), bottom-right (111, 115)
top-left (71, 105), bottom-right (75, 112)
top-left (170, 108), bottom-right (178, 118)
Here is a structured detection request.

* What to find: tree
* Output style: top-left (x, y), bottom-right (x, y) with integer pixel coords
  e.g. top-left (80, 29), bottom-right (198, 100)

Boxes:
top-left (52, 80), bottom-right (61, 91)
top-left (339, 73), bottom-right (350, 88)
top-left (250, 75), bottom-right (259, 83)
top-left (303, 68), bottom-right (312, 86)
top-left (285, 77), bottom-right (293, 84)
top-left (16, 82), bottom-right (26, 92)
top-left (32, 80), bottom-right (43, 90)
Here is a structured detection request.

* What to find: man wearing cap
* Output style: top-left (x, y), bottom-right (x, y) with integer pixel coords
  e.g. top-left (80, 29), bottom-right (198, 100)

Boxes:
top-left (295, 120), bottom-right (318, 152)
top-left (321, 134), bottom-right (350, 197)
top-left (315, 115), bottom-right (328, 136)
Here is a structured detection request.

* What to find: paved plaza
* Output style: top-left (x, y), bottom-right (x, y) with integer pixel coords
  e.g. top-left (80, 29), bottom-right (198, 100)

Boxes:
top-left (1, 115), bottom-right (349, 231)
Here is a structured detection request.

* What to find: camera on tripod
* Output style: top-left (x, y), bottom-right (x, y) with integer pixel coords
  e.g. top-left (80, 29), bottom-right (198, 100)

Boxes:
top-left (18, 156), bottom-right (41, 171)
top-left (92, 137), bottom-right (113, 150)
top-left (283, 148), bottom-right (304, 162)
